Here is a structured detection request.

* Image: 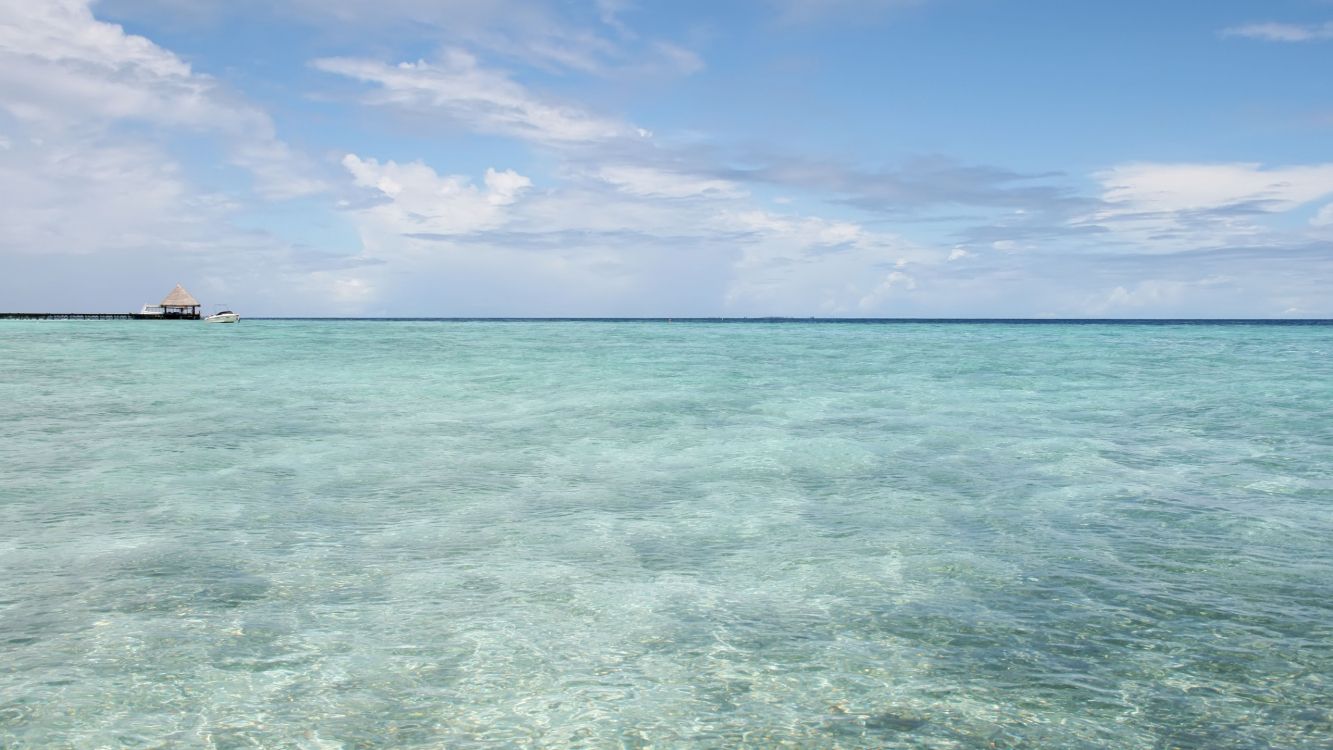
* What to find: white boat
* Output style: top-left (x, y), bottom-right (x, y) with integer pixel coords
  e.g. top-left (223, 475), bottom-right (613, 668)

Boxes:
top-left (138, 304), bottom-right (164, 316)
top-left (204, 309), bottom-right (240, 323)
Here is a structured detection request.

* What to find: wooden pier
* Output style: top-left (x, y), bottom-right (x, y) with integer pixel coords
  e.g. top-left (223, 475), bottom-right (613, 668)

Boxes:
top-left (0, 312), bottom-right (200, 320)
top-left (2, 283), bottom-right (203, 321)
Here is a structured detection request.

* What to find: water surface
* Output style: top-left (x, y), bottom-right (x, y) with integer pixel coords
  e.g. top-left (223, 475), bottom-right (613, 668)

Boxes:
top-left (1, 321), bottom-right (1330, 748)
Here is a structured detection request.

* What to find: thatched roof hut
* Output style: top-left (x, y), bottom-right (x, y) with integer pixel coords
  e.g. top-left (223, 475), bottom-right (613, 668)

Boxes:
top-left (161, 284), bottom-right (199, 308)
top-left (160, 284), bottom-right (200, 317)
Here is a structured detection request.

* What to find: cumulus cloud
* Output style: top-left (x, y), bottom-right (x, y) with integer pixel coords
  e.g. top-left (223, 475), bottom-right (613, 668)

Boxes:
top-left (342, 154), bottom-right (532, 237)
top-left (0, 0), bottom-right (361, 316)
top-left (0, 0), bottom-right (190, 76)
top-left (313, 44), bottom-right (1095, 270)
top-left (0, 0), bottom-right (324, 199)
top-left (331, 135), bottom-right (948, 316)
top-left (331, 164), bottom-right (740, 316)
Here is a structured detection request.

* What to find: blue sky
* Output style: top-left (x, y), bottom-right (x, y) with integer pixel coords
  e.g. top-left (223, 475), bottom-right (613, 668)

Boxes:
top-left (1, 0), bottom-right (1330, 316)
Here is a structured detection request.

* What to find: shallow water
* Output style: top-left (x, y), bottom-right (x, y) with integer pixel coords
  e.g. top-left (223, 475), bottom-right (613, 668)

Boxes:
top-left (1, 320), bottom-right (1330, 748)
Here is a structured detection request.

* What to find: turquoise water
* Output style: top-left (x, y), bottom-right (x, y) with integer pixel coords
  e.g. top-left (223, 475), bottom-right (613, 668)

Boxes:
top-left (1, 320), bottom-right (1330, 749)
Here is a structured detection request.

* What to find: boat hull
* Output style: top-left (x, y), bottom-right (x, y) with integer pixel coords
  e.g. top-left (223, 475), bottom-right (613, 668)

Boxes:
top-left (204, 313), bottom-right (240, 323)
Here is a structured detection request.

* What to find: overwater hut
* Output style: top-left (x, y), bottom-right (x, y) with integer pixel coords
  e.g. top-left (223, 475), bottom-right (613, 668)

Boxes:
top-left (159, 284), bottom-right (201, 319)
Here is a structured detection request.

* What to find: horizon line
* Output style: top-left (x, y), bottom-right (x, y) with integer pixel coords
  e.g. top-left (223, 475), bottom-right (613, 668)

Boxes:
top-left (239, 317), bottom-right (1333, 324)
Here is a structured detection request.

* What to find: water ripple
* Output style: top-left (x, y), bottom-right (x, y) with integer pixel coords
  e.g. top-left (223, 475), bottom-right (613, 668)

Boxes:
top-left (1, 320), bottom-right (1330, 747)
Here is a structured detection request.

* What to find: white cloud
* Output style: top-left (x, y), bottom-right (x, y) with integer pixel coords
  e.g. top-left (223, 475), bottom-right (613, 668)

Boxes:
top-left (0, 0), bottom-right (216, 127)
top-left (0, 137), bottom-right (193, 255)
top-left (305, 271), bottom-right (377, 308)
top-left (1082, 161), bottom-right (1333, 249)
top-left (1311, 203), bottom-right (1333, 227)
top-left (231, 140), bottom-right (331, 201)
top-left (721, 209), bottom-right (934, 314)
top-left (947, 246), bottom-right (971, 261)
top-left (857, 270), bottom-right (916, 311)
top-left (332, 138), bottom-right (947, 316)
top-left (0, 0), bottom-right (364, 317)
top-left (0, 2), bottom-right (270, 255)
top-left (0, 0), bottom-right (324, 199)
top-left (1086, 277), bottom-right (1233, 315)
top-left (0, 131), bottom-right (373, 315)
top-left (484, 167), bottom-right (535, 205)
top-left (1097, 162), bottom-right (1333, 213)
top-left (330, 165), bottom-right (739, 316)
top-left (0, 0), bottom-right (192, 76)
top-left (595, 164), bottom-right (743, 198)
top-left (342, 154), bottom-right (532, 236)
top-left (314, 53), bottom-right (641, 144)
top-left (728, 210), bottom-right (865, 245)
top-left (341, 149), bottom-right (738, 250)
top-left (1221, 22), bottom-right (1333, 42)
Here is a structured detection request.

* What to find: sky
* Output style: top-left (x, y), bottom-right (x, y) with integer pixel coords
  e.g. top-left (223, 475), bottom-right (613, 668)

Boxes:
top-left (0, 0), bottom-right (1331, 317)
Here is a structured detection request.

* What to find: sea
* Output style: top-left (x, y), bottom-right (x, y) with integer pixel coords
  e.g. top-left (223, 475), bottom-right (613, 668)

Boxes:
top-left (1, 320), bottom-right (1330, 749)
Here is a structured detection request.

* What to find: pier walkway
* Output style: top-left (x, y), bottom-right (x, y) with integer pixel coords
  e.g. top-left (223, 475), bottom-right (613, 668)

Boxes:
top-left (0, 313), bottom-right (200, 320)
